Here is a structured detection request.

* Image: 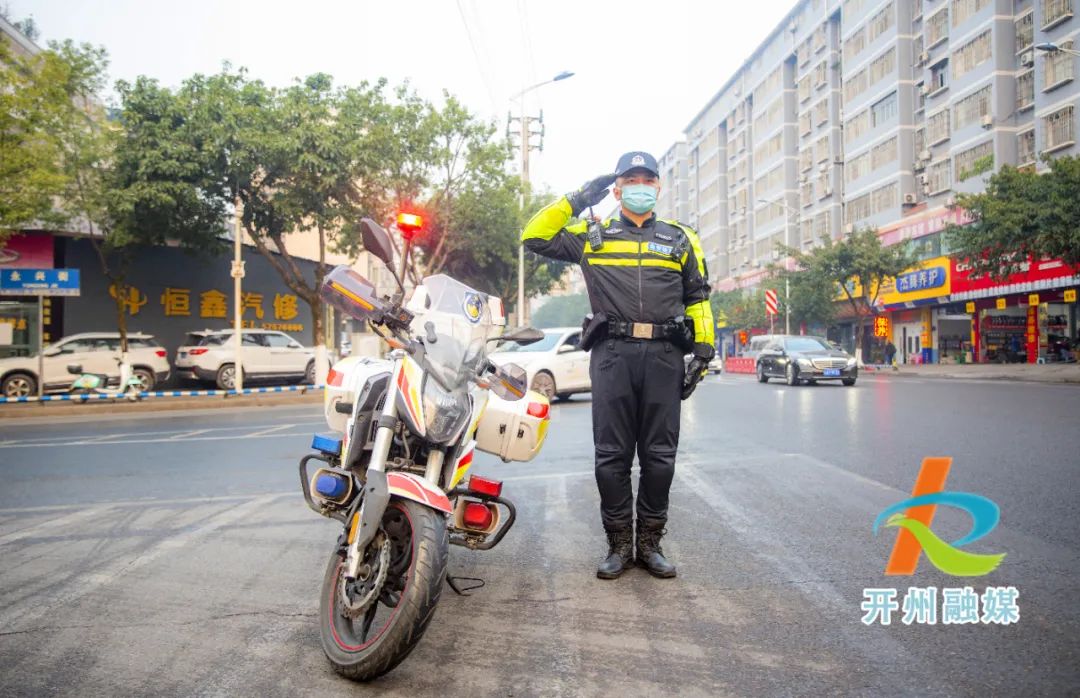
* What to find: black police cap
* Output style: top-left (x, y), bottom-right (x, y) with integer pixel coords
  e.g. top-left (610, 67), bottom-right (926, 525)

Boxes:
top-left (615, 151), bottom-right (659, 178)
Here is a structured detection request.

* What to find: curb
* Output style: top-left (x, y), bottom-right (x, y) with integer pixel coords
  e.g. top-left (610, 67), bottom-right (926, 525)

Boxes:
top-left (0, 384), bottom-right (325, 404)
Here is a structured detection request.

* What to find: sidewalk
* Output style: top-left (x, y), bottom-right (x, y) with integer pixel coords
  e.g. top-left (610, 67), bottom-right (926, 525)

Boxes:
top-left (863, 362), bottom-right (1080, 384)
top-left (0, 390), bottom-right (323, 420)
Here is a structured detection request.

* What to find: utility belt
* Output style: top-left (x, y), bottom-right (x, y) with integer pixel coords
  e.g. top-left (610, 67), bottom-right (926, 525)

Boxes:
top-left (580, 311), bottom-right (694, 352)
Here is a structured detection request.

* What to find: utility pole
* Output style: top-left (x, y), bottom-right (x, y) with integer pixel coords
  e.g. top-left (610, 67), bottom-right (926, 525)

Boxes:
top-left (231, 197), bottom-right (245, 392)
top-left (757, 197), bottom-right (796, 335)
top-left (508, 71), bottom-right (574, 327)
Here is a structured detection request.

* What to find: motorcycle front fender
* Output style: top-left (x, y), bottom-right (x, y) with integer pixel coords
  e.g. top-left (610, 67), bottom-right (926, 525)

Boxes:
top-left (386, 472), bottom-right (452, 515)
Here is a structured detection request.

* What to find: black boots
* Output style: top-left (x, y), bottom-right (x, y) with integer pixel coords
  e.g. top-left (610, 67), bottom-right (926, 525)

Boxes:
top-left (596, 526), bottom-right (634, 579)
top-left (636, 520), bottom-right (676, 578)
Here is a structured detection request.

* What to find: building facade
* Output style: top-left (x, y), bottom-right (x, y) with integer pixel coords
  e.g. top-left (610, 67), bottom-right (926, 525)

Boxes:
top-left (667, 0), bottom-right (1080, 362)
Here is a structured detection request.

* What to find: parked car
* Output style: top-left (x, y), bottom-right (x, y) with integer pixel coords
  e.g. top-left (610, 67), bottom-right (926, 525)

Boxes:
top-left (489, 327), bottom-right (589, 401)
top-left (0, 332), bottom-right (169, 397)
top-left (756, 335), bottom-right (857, 386)
top-left (685, 352), bottom-right (724, 374)
top-left (175, 329), bottom-right (315, 390)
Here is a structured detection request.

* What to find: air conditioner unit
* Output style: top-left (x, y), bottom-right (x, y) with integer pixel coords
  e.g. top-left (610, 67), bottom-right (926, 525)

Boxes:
top-left (914, 159), bottom-right (926, 172)
top-left (981, 114), bottom-right (994, 129)
top-left (1020, 50), bottom-right (1035, 67)
top-left (902, 192), bottom-right (918, 205)
top-left (919, 51), bottom-right (930, 64)
top-left (918, 149), bottom-right (931, 161)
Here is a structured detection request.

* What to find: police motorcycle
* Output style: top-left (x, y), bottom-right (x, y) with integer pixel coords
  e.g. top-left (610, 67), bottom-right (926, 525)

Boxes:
top-left (299, 215), bottom-right (552, 681)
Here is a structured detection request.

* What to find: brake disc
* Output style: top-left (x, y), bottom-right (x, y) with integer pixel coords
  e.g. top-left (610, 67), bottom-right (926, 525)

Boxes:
top-left (339, 535), bottom-right (392, 619)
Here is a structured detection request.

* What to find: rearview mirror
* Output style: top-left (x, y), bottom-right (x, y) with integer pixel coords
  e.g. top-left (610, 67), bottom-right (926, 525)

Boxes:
top-left (359, 218), bottom-right (395, 268)
top-left (67, 364), bottom-right (83, 375)
top-left (492, 327), bottom-right (545, 346)
top-left (557, 344), bottom-right (577, 354)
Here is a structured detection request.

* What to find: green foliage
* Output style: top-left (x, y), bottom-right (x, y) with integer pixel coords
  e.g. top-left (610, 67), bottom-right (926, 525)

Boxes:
top-left (531, 293), bottom-right (590, 329)
top-left (766, 266), bottom-right (837, 329)
top-left (957, 154), bottom-right (994, 182)
top-left (710, 288), bottom-right (767, 332)
top-left (948, 157), bottom-right (1080, 279)
top-left (779, 229), bottom-right (914, 355)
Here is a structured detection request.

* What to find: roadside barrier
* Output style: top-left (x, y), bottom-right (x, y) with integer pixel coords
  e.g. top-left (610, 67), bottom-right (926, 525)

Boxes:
top-left (0, 384), bottom-right (325, 404)
top-left (724, 357), bottom-right (756, 374)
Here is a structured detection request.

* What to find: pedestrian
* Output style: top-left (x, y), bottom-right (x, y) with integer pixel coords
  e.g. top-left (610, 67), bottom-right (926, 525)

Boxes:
top-left (521, 151), bottom-right (715, 580)
top-left (884, 341), bottom-right (896, 367)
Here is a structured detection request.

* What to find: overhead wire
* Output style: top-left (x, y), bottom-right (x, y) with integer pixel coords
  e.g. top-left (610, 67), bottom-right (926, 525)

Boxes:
top-left (455, 0), bottom-right (500, 114)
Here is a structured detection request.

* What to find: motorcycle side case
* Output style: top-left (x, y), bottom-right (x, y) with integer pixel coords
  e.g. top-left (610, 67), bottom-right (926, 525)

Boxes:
top-left (474, 390), bottom-right (550, 463)
top-left (323, 355), bottom-right (394, 433)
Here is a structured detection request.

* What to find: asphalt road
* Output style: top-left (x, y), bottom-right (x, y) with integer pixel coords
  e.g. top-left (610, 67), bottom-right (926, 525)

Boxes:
top-left (1, 373), bottom-right (1078, 696)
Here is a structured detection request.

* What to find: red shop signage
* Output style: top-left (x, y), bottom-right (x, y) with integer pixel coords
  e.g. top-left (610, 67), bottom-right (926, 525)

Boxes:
top-left (951, 256), bottom-right (1077, 294)
top-left (0, 233), bottom-right (54, 269)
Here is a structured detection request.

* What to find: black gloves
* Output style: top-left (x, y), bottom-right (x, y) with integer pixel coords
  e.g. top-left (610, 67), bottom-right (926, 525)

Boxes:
top-left (566, 173), bottom-right (617, 217)
top-left (682, 356), bottom-right (709, 400)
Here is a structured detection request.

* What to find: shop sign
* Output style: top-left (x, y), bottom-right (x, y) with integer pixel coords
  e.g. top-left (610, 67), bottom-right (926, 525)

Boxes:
top-left (876, 256), bottom-right (953, 308)
top-left (0, 233), bottom-right (53, 269)
top-left (965, 301), bottom-right (976, 313)
top-left (996, 298), bottom-right (1007, 310)
top-left (1028, 293), bottom-right (1039, 306)
top-left (951, 256), bottom-right (1078, 296)
top-left (873, 316), bottom-right (890, 338)
top-left (1026, 306), bottom-right (1038, 363)
top-left (1064, 289), bottom-right (1076, 303)
top-left (921, 308), bottom-right (932, 346)
top-left (877, 206), bottom-right (974, 247)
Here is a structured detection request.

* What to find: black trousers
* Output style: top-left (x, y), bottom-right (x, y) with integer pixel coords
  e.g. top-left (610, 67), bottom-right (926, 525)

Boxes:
top-left (590, 338), bottom-right (684, 530)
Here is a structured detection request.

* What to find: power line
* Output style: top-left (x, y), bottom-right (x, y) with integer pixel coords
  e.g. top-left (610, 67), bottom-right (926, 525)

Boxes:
top-left (455, 0), bottom-right (499, 113)
top-left (518, 0), bottom-right (539, 91)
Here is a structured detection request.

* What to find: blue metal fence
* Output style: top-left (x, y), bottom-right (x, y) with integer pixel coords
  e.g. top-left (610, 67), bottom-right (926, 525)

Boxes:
top-left (0, 384), bottom-right (326, 404)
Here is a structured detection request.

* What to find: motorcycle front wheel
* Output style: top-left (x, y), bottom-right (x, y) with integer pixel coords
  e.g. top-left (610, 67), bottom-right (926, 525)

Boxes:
top-left (319, 498), bottom-right (448, 681)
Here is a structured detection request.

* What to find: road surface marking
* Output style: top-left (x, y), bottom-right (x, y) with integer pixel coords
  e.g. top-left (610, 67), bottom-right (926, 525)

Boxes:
top-left (246, 424), bottom-right (295, 438)
top-left (168, 429), bottom-right (210, 439)
top-left (0, 491), bottom-right (297, 515)
top-left (0, 505), bottom-right (116, 546)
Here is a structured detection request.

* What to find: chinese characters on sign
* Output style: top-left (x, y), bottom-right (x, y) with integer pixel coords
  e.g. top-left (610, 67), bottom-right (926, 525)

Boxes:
top-left (895, 266), bottom-right (946, 294)
top-left (105, 283), bottom-right (303, 330)
top-left (861, 586), bottom-right (1019, 625)
top-left (873, 316), bottom-right (890, 338)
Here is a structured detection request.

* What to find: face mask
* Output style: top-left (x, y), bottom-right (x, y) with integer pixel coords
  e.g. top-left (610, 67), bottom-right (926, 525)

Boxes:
top-left (620, 183), bottom-right (657, 214)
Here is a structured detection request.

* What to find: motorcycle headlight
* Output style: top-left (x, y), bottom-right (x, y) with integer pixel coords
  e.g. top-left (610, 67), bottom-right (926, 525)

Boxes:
top-left (421, 378), bottom-right (471, 445)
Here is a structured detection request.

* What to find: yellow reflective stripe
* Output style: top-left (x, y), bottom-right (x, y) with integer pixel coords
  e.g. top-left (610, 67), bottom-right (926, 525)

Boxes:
top-left (662, 219), bottom-right (706, 277)
top-left (585, 240), bottom-right (639, 254)
top-left (522, 197), bottom-right (575, 241)
top-left (685, 299), bottom-right (715, 346)
top-left (586, 257), bottom-right (682, 271)
top-left (565, 220), bottom-right (588, 234)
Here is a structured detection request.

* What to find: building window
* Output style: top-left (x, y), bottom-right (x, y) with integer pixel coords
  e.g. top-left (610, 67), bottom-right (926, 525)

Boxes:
top-left (800, 111), bottom-right (812, 136)
top-left (930, 60), bottom-right (949, 92)
top-left (814, 61), bottom-right (828, 90)
top-left (953, 85), bottom-right (992, 130)
top-left (798, 74), bottom-right (811, 103)
top-left (1042, 0), bottom-right (1073, 30)
top-left (1015, 12), bottom-right (1034, 53)
top-left (928, 108), bottom-right (951, 144)
top-left (952, 0), bottom-right (990, 26)
top-left (814, 211), bottom-right (829, 239)
top-left (846, 150), bottom-right (870, 182)
top-left (952, 30), bottom-right (991, 80)
top-left (914, 127), bottom-right (926, 158)
top-left (926, 8), bottom-right (949, 47)
top-left (954, 140), bottom-right (994, 181)
top-left (867, 2), bottom-right (895, 43)
top-left (801, 181), bottom-right (814, 208)
top-left (871, 91), bottom-right (898, 127)
top-left (753, 133), bottom-right (783, 167)
top-left (869, 48), bottom-right (896, 85)
top-left (1017, 70), bottom-right (1035, 110)
top-left (798, 40), bottom-right (811, 67)
top-left (912, 0), bottom-right (923, 20)
top-left (844, 68), bottom-right (868, 102)
top-left (871, 136), bottom-right (898, 170)
top-left (871, 182), bottom-right (898, 213)
top-left (928, 160), bottom-right (952, 194)
top-left (1018, 129), bottom-right (1036, 165)
top-left (813, 99), bottom-right (829, 126)
top-left (814, 24), bottom-right (828, 53)
top-left (845, 192), bottom-right (872, 224)
top-left (1043, 105), bottom-right (1075, 153)
top-left (1043, 41), bottom-right (1075, 90)
top-left (800, 147), bottom-right (813, 172)
top-left (844, 27), bottom-right (866, 63)
top-left (844, 108), bottom-right (871, 144)
top-left (815, 134), bottom-right (830, 163)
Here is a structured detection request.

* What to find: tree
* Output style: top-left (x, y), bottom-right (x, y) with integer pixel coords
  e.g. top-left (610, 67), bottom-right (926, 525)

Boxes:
top-left (780, 229), bottom-right (914, 363)
top-left (531, 293), bottom-right (589, 329)
top-left (710, 288), bottom-right (767, 335)
top-left (948, 158), bottom-right (1080, 279)
top-left (766, 266), bottom-right (837, 332)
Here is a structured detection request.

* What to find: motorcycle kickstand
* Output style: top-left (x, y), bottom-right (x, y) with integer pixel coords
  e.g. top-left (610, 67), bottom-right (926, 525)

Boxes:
top-left (445, 574), bottom-right (486, 596)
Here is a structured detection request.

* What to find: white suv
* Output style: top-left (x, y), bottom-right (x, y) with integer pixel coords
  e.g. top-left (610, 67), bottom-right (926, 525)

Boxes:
top-left (489, 327), bottom-right (590, 401)
top-left (175, 329), bottom-right (315, 390)
top-left (0, 332), bottom-right (170, 397)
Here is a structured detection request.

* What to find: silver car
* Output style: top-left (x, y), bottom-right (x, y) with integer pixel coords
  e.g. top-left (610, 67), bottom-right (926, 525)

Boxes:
top-left (175, 329), bottom-right (315, 390)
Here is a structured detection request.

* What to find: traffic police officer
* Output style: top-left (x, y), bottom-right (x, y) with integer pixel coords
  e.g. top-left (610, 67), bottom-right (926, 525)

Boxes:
top-left (520, 151), bottom-right (715, 579)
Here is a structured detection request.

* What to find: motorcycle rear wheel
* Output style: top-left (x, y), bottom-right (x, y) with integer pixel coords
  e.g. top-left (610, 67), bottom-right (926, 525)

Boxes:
top-left (319, 498), bottom-right (448, 681)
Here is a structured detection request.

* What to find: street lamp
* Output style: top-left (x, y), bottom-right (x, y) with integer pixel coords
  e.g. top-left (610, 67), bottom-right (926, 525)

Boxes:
top-left (1035, 41), bottom-right (1080, 57)
top-left (757, 197), bottom-right (796, 334)
top-left (512, 70), bottom-right (574, 327)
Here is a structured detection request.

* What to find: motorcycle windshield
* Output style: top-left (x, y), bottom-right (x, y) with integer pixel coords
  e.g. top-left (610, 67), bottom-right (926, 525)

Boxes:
top-left (414, 275), bottom-right (500, 390)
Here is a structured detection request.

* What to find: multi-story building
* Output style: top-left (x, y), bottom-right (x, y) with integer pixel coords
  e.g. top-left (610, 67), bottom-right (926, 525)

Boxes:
top-left (655, 141), bottom-right (691, 223)
top-left (666, 0), bottom-right (1080, 363)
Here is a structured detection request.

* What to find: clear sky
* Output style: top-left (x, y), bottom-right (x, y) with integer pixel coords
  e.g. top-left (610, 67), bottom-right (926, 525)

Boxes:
top-left (13, 0), bottom-right (794, 207)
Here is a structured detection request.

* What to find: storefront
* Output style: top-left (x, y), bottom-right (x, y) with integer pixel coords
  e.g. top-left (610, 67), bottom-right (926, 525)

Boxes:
top-left (876, 256), bottom-right (953, 364)
top-left (0, 233), bottom-right (60, 359)
top-left (950, 257), bottom-right (1078, 363)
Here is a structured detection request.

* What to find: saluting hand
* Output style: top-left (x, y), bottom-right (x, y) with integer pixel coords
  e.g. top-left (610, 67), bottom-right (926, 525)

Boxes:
top-left (566, 173), bottom-right (617, 216)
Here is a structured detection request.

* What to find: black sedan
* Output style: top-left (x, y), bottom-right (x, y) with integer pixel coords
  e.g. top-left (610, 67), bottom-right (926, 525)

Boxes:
top-left (756, 335), bottom-right (857, 386)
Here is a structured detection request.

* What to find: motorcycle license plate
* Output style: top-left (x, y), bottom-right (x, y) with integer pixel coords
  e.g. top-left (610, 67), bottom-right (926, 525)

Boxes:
top-left (824, 368), bottom-right (841, 377)
top-left (179, 351), bottom-right (187, 358)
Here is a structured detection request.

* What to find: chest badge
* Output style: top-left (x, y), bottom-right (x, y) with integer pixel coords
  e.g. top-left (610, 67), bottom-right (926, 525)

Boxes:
top-left (654, 232), bottom-right (674, 241)
top-left (647, 242), bottom-right (674, 256)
